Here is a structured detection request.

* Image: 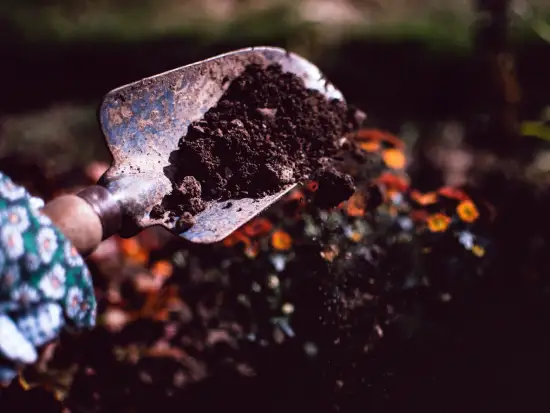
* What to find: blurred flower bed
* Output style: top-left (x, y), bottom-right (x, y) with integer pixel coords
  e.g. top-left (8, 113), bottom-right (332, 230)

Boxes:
top-left (0, 128), bottom-right (495, 413)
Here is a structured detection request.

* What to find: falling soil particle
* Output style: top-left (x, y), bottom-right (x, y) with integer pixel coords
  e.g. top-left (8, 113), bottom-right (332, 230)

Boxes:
top-left (312, 166), bottom-right (356, 209)
top-left (156, 62), bottom-right (363, 224)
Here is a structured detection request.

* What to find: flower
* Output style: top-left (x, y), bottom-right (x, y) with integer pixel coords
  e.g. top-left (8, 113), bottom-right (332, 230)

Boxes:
top-left (38, 264), bottom-right (66, 300)
top-left (11, 284), bottom-right (40, 306)
top-left (345, 192), bottom-right (366, 217)
top-left (426, 213), bottom-right (451, 232)
top-left (270, 254), bottom-right (286, 272)
top-left (457, 200), bottom-right (480, 223)
top-left (359, 141), bottom-right (381, 153)
top-left (352, 128), bottom-right (388, 142)
top-left (271, 230), bottom-right (292, 251)
top-left (243, 218), bottom-right (273, 237)
top-left (64, 241), bottom-right (83, 267)
top-left (244, 241), bottom-right (260, 259)
top-left (223, 231), bottom-right (247, 248)
top-left (28, 196), bottom-right (45, 213)
top-left (65, 286), bottom-right (84, 320)
top-left (119, 237), bottom-right (148, 265)
top-left (16, 303), bottom-right (64, 347)
top-left (36, 227), bottom-right (58, 265)
top-left (458, 231), bottom-right (475, 250)
top-left (0, 178), bottom-right (26, 202)
top-left (282, 303), bottom-right (295, 315)
top-left (267, 275), bottom-right (280, 289)
top-left (352, 129), bottom-right (405, 149)
top-left (376, 172), bottom-right (410, 193)
top-left (1, 225), bottom-right (24, 261)
top-left (382, 148), bottom-right (406, 170)
top-left (409, 190), bottom-right (438, 206)
top-left (389, 191), bottom-right (405, 206)
top-left (344, 227), bottom-right (363, 242)
top-left (409, 209), bottom-right (430, 223)
top-left (472, 245), bottom-right (486, 257)
top-left (36, 210), bottom-right (54, 226)
top-left (398, 216), bottom-right (414, 231)
top-left (438, 186), bottom-right (470, 201)
top-left (64, 285), bottom-right (97, 327)
top-left (4, 206), bottom-right (30, 232)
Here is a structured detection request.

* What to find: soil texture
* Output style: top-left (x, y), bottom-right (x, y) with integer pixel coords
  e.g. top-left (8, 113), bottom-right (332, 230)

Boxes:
top-left (153, 63), bottom-right (363, 224)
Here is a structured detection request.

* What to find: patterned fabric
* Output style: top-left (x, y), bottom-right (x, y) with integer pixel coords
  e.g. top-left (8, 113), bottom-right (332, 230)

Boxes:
top-left (0, 172), bottom-right (96, 384)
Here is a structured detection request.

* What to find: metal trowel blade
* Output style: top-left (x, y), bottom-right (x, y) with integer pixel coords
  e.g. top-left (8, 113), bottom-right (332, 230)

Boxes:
top-left (98, 46), bottom-right (345, 243)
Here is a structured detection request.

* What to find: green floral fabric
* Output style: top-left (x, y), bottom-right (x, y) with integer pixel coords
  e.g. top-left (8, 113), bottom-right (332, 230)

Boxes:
top-left (0, 172), bottom-right (96, 384)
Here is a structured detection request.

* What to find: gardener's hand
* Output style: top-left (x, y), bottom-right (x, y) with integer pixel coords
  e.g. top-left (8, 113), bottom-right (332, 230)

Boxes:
top-left (0, 172), bottom-right (96, 385)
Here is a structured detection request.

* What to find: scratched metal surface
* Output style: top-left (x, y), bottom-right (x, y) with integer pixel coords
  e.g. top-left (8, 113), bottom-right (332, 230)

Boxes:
top-left (98, 46), bottom-right (345, 243)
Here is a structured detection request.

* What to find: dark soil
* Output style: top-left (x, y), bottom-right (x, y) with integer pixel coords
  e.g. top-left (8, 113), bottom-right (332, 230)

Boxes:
top-left (311, 166), bottom-right (355, 209)
top-left (154, 63), bottom-right (363, 223)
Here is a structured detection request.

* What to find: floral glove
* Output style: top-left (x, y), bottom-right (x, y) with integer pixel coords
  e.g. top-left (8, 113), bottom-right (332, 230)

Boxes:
top-left (0, 172), bottom-right (96, 384)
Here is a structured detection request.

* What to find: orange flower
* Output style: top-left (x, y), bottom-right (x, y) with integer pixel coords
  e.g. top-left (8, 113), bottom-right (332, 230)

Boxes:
top-left (472, 245), bottom-right (485, 257)
top-left (438, 186), bottom-right (470, 201)
top-left (382, 148), bottom-right (406, 170)
top-left (456, 200), bottom-right (480, 223)
top-left (243, 218), bottom-right (273, 237)
top-left (120, 237), bottom-right (142, 257)
top-left (131, 251), bottom-right (149, 266)
top-left (223, 231), bottom-right (250, 247)
top-left (151, 260), bottom-right (173, 279)
top-left (271, 230), bottom-right (292, 251)
top-left (410, 190), bottom-right (438, 206)
top-left (381, 133), bottom-right (406, 150)
top-left (352, 129), bottom-right (388, 142)
top-left (119, 238), bottom-right (148, 265)
top-left (410, 209), bottom-right (430, 223)
top-left (345, 192), bottom-right (366, 217)
top-left (359, 141), bottom-right (381, 153)
top-left (426, 213), bottom-right (451, 232)
top-left (140, 285), bottom-right (180, 321)
top-left (352, 129), bottom-right (405, 149)
top-left (348, 231), bottom-right (363, 242)
top-left (223, 233), bottom-right (240, 247)
top-left (376, 172), bottom-right (409, 192)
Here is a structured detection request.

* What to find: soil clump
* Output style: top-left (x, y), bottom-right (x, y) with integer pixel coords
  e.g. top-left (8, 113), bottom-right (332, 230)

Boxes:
top-left (153, 63), bottom-right (364, 225)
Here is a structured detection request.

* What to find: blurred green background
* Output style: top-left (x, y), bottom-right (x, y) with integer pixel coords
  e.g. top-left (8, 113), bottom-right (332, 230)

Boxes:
top-left (2, 0), bottom-right (550, 181)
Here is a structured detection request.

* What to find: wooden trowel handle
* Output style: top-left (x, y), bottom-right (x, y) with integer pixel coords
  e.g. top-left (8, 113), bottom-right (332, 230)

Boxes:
top-left (42, 186), bottom-right (122, 257)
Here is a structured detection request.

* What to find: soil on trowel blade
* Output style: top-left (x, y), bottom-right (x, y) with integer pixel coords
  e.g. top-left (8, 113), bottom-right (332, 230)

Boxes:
top-left (152, 63), bottom-right (364, 228)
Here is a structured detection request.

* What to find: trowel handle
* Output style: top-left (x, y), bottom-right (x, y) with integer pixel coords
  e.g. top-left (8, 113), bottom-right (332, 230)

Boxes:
top-left (42, 186), bottom-right (122, 257)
